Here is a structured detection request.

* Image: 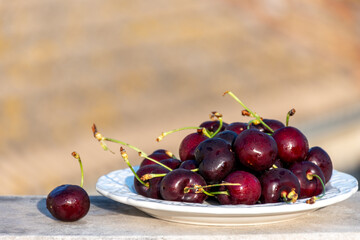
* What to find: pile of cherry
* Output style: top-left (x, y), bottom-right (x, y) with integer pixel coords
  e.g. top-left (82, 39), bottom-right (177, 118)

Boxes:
top-left (94, 91), bottom-right (333, 205)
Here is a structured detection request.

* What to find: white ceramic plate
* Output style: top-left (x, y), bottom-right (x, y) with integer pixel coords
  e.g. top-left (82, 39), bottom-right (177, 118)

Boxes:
top-left (96, 167), bottom-right (358, 226)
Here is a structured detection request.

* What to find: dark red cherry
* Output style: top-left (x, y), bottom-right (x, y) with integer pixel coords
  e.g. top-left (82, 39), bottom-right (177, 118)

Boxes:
top-left (134, 165), bottom-right (170, 199)
top-left (140, 149), bottom-right (175, 168)
top-left (152, 149), bottom-right (172, 155)
top-left (272, 158), bottom-right (284, 169)
top-left (305, 146), bottom-right (333, 183)
top-left (195, 138), bottom-right (235, 184)
top-left (160, 168), bottom-right (207, 203)
top-left (289, 161), bottom-right (325, 199)
top-left (225, 122), bottom-right (248, 134)
top-left (199, 120), bottom-right (228, 133)
top-left (179, 159), bottom-right (198, 170)
top-left (179, 131), bottom-right (208, 162)
top-left (217, 171), bottom-right (261, 205)
top-left (251, 119), bottom-right (285, 133)
top-left (272, 126), bottom-right (309, 164)
top-left (46, 185), bottom-right (90, 222)
top-left (214, 130), bottom-right (238, 147)
top-left (260, 168), bottom-right (300, 203)
top-left (233, 129), bottom-right (278, 172)
top-left (140, 158), bottom-right (181, 170)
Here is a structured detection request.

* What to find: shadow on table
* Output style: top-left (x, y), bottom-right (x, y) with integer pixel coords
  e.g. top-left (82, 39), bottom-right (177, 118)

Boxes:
top-left (90, 195), bottom-right (152, 218)
top-left (36, 198), bottom-right (56, 220)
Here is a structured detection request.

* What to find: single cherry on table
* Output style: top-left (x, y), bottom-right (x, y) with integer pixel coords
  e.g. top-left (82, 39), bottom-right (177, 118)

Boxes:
top-left (46, 152), bottom-right (90, 222)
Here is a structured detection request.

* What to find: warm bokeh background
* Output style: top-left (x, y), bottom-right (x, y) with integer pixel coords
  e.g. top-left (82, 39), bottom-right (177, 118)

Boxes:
top-left (1, 0), bottom-right (360, 195)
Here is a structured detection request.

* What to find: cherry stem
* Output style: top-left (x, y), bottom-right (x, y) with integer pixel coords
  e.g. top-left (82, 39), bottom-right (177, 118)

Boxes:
top-left (247, 119), bottom-right (262, 129)
top-left (120, 147), bottom-right (149, 188)
top-left (208, 190), bottom-right (230, 196)
top-left (210, 117), bottom-right (223, 137)
top-left (184, 182), bottom-right (241, 196)
top-left (71, 152), bottom-right (84, 188)
top-left (281, 188), bottom-right (298, 203)
top-left (224, 91), bottom-right (274, 133)
top-left (156, 111), bottom-right (224, 141)
top-left (157, 127), bottom-right (212, 142)
top-left (286, 108), bottom-right (296, 127)
top-left (201, 189), bottom-right (216, 197)
top-left (142, 168), bottom-right (200, 181)
top-left (306, 173), bottom-right (326, 204)
top-left (92, 124), bottom-right (172, 171)
top-left (141, 173), bottom-right (167, 181)
top-left (203, 182), bottom-right (241, 189)
top-left (209, 111), bottom-right (223, 138)
top-left (139, 153), bottom-right (173, 171)
top-left (157, 126), bottom-right (204, 142)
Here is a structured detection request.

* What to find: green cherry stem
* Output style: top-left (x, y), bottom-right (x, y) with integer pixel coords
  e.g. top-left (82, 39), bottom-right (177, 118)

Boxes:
top-left (185, 182), bottom-right (241, 193)
top-left (157, 127), bottom-right (212, 142)
top-left (92, 124), bottom-right (173, 171)
top-left (210, 112), bottom-right (223, 137)
top-left (286, 108), bottom-right (296, 127)
top-left (140, 173), bottom-right (167, 181)
top-left (247, 119), bottom-right (260, 129)
top-left (306, 173), bottom-right (326, 204)
top-left (156, 111), bottom-right (225, 142)
top-left (157, 126), bottom-right (204, 142)
top-left (207, 190), bottom-right (230, 196)
top-left (142, 168), bottom-right (200, 181)
top-left (72, 151), bottom-right (84, 188)
top-left (120, 147), bottom-right (149, 188)
top-left (138, 153), bottom-right (173, 171)
top-left (281, 188), bottom-right (298, 204)
top-left (201, 189), bottom-right (216, 197)
top-left (224, 91), bottom-right (274, 133)
top-left (184, 182), bottom-right (237, 197)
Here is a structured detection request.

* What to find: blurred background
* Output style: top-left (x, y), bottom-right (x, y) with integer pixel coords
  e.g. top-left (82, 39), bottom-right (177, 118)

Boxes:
top-left (1, 0), bottom-right (360, 195)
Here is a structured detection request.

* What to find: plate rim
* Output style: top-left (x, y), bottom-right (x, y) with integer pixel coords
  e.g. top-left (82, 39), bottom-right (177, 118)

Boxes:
top-left (96, 167), bottom-right (358, 216)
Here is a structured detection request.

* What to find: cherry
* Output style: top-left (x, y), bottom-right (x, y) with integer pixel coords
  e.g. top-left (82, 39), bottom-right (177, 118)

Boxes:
top-left (140, 149), bottom-right (176, 168)
top-left (179, 159), bottom-right (198, 170)
top-left (225, 122), bottom-right (248, 134)
top-left (134, 164), bottom-right (170, 199)
top-left (272, 158), bottom-right (284, 169)
top-left (140, 157), bottom-right (181, 170)
top-left (214, 130), bottom-right (238, 147)
top-left (46, 152), bottom-right (90, 222)
top-left (289, 161), bottom-right (325, 199)
top-left (260, 168), bottom-right (300, 203)
top-left (152, 149), bottom-right (173, 155)
top-left (216, 171), bottom-right (261, 205)
top-left (46, 185), bottom-right (90, 222)
top-left (179, 130), bottom-right (208, 162)
top-left (194, 138), bottom-right (236, 184)
top-left (272, 126), bottom-right (309, 164)
top-left (199, 120), bottom-right (228, 133)
top-left (251, 119), bottom-right (285, 133)
top-left (233, 129), bottom-right (278, 172)
top-left (160, 168), bottom-right (207, 203)
top-left (305, 146), bottom-right (333, 183)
